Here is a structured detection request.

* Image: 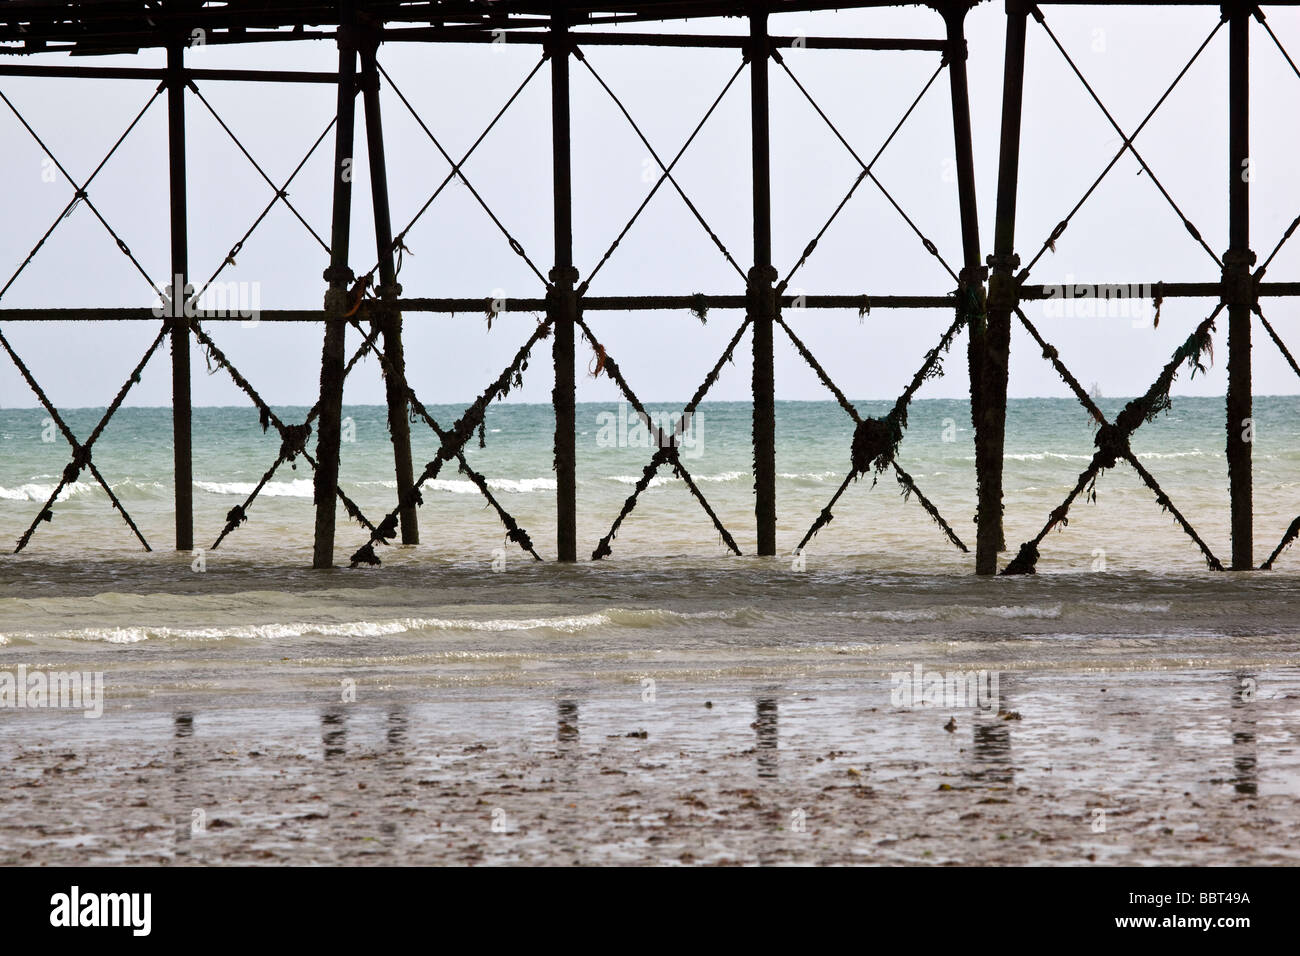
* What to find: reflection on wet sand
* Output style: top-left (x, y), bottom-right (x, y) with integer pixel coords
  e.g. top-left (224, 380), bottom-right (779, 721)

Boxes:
top-left (321, 710), bottom-right (347, 761)
top-left (85, 666), bottom-right (1297, 865)
top-left (172, 711), bottom-right (197, 855)
top-left (754, 696), bottom-right (779, 780)
top-left (967, 681), bottom-right (1015, 787)
top-left (386, 709), bottom-right (408, 751)
top-left (1230, 671), bottom-right (1258, 796)
top-left (556, 698), bottom-right (580, 749)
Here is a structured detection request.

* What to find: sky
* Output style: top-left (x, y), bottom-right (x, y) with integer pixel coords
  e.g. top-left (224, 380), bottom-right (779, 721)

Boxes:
top-left (1, 3), bottom-right (1300, 410)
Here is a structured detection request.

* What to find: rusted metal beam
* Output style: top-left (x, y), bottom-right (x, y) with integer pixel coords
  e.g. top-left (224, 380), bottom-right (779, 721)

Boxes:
top-left (943, 2), bottom-right (990, 576)
top-left (0, 295), bottom-right (958, 321)
top-left (18, 281), bottom-right (1300, 324)
top-left (977, 0), bottom-right (1029, 575)
top-left (380, 29), bottom-right (949, 50)
top-left (167, 41), bottom-right (193, 554)
top-left (313, 2), bottom-right (359, 570)
top-left (551, 5), bottom-right (579, 563)
top-left (361, 42), bottom-right (419, 546)
top-left (0, 64), bottom-right (356, 83)
top-left (1226, 1), bottom-right (1254, 570)
top-left (750, 3), bottom-right (777, 558)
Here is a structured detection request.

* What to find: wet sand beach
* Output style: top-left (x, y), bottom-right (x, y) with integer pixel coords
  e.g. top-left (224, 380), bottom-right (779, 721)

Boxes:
top-left (3, 671), bottom-right (1298, 865)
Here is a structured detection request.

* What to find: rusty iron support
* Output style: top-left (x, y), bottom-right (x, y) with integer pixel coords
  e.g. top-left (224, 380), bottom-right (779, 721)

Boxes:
top-left (0, 64), bottom-right (356, 83)
top-left (944, 2), bottom-right (989, 574)
top-left (944, 4), bottom-right (983, 276)
top-left (313, 2), bottom-right (359, 570)
top-left (977, 0), bottom-right (1029, 575)
top-left (1226, 0), bottom-right (1254, 570)
top-left (361, 41), bottom-right (419, 546)
top-left (380, 29), bottom-right (950, 51)
top-left (167, 41), bottom-right (193, 553)
top-left (551, 6), bottom-right (578, 563)
top-left (0, 294), bottom-right (958, 321)
top-left (750, 3), bottom-right (778, 557)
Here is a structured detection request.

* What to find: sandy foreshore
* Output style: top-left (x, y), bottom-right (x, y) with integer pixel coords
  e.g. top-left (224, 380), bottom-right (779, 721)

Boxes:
top-left (3, 669), bottom-right (1298, 865)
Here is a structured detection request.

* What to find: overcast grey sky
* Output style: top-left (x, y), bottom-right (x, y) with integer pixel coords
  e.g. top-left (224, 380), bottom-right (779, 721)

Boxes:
top-left (1, 4), bottom-right (1299, 410)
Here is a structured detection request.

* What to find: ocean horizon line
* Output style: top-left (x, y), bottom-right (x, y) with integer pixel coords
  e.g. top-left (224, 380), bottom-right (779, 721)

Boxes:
top-left (3, 393), bottom-right (1296, 412)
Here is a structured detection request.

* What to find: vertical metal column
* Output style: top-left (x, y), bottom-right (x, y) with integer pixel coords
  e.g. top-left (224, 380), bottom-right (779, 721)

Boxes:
top-left (361, 42), bottom-right (419, 545)
top-left (944, 5), bottom-right (983, 274)
top-left (750, 4), bottom-right (777, 557)
top-left (1226, 2), bottom-right (1254, 570)
top-left (167, 41), bottom-right (193, 552)
top-left (976, 0), bottom-right (1028, 575)
top-left (313, 4), bottom-right (359, 569)
top-left (551, 4), bottom-right (578, 563)
top-left (944, 4), bottom-right (991, 575)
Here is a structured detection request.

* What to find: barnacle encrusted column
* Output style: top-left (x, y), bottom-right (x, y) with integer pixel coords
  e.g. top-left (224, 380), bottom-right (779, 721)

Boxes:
top-left (1225, 0), bottom-right (1255, 570)
top-left (313, 2), bottom-right (359, 569)
top-left (167, 38), bottom-right (193, 552)
top-left (360, 35), bottom-right (419, 545)
top-left (750, 3), bottom-right (777, 557)
top-left (551, 4), bottom-right (578, 562)
top-left (976, 0), bottom-right (1029, 574)
top-left (942, 1), bottom-right (990, 572)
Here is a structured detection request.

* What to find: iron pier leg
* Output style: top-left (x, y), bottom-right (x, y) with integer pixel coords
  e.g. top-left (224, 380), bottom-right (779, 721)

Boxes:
top-left (977, 1), bottom-right (1029, 575)
top-left (1226, 2), bottom-right (1255, 570)
top-left (361, 41), bottom-right (419, 545)
top-left (750, 4), bottom-right (777, 557)
top-left (313, 2), bottom-right (359, 569)
top-left (167, 41), bottom-right (193, 552)
top-left (551, 7), bottom-right (578, 563)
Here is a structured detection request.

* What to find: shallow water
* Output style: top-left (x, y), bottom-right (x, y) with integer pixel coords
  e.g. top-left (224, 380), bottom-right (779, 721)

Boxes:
top-left (2, 397), bottom-right (1299, 574)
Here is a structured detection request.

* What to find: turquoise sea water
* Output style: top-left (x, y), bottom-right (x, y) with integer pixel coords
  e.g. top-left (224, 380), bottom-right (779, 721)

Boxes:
top-left (1, 396), bottom-right (1298, 571)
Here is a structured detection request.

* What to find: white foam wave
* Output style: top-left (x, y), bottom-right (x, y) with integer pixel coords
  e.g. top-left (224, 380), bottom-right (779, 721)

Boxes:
top-left (7, 612), bottom-right (616, 644)
top-left (0, 481), bottom-right (94, 501)
top-left (3, 606), bottom-right (760, 645)
top-left (841, 603), bottom-right (1064, 622)
top-left (195, 479), bottom-right (315, 498)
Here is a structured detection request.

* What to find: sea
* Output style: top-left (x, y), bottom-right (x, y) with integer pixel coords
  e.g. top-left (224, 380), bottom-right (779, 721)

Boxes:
top-left (0, 395), bottom-right (1298, 691)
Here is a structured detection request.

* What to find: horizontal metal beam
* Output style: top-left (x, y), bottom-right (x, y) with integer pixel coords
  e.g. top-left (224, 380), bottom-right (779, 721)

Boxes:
top-left (1020, 282), bottom-right (1300, 300)
top-left (380, 29), bottom-right (949, 51)
top-left (0, 64), bottom-right (357, 83)
top-left (397, 294), bottom-right (957, 311)
top-left (0, 295), bottom-right (958, 322)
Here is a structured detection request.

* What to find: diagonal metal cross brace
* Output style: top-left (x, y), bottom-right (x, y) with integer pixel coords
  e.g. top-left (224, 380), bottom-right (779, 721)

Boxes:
top-left (187, 111), bottom-right (337, 309)
top-left (189, 82), bottom-right (332, 256)
top-left (1020, 8), bottom-right (1225, 281)
top-left (775, 57), bottom-right (951, 293)
top-left (344, 315), bottom-right (553, 566)
top-left (0, 84), bottom-right (167, 304)
top-left (0, 323), bottom-right (166, 552)
top-left (1005, 305), bottom-right (1225, 573)
top-left (774, 54), bottom-right (958, 285)
top-left (354, 56), bottom-right (549, 290)
top-left (1242, 305), bottom-right (1300, 570)
top-left (342, 314), bottom-right (545, 563)
top-left (1254, 306), bottom-right (1300, 383)
top-left (1249, 10), bottom-right (1300, 278)
top-left (191, 320), bottom-right (379, 549)
top-left (577, 51), bottom-right (748, 293)
top-left (377, 60), bottom-right (550, 289)
top-left (784, 304), bottom-right (969, 554)
top-left (575, 311), bottom-right (743, 559)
